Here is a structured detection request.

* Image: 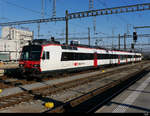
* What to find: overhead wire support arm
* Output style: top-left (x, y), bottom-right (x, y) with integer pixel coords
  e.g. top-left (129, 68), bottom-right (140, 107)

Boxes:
top-left (133, 26), bottom-right (150, 29)
top-left (67, 3), bottom-right (150, 19)
top-left (0, 17), bottom-right (66, 26)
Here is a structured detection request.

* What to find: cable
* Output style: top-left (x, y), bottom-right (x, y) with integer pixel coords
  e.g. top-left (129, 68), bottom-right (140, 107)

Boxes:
top-left (95, 0), bottom-right (130, 24)
top-left (96, 0), bottom-right (107, 7)
top-left (0, 0), bottom-right (12, 22)
top-left (2, 0), bottom-right (48, 16)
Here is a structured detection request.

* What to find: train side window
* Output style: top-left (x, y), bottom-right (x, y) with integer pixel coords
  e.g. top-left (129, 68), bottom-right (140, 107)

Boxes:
top-left (46, 52), bottom-right (50, 59)
top-left (61, 53), bottom-right (68, 61)
top-left (42, 51), bottom-right (49, 60)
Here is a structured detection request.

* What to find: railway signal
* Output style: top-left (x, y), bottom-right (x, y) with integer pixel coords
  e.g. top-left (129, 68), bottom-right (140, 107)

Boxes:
top-left (131, 43), bottom-right (134, 49)
top-left (133, 32), bottom-right (138, 42)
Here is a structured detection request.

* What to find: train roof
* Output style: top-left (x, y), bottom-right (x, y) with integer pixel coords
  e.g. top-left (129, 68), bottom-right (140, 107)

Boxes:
top-left (30, 39), bottom-right (60, 45)
top-left (28, 39), bottom-right (141, 54)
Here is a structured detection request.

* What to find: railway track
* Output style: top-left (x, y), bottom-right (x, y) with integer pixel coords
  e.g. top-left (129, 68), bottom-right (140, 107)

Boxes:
top-left (0, 61), bottom-right (142, 89)
top-left (0, 61), bottom-right (148, 111)
top-left (0, 62), bottom-right (125, 89)
top-left (0, 68), bottom-right (96, 89)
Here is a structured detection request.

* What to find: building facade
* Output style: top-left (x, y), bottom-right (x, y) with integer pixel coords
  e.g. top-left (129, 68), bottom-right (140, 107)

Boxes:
top-left (0, 27), bottom-right (33, 61)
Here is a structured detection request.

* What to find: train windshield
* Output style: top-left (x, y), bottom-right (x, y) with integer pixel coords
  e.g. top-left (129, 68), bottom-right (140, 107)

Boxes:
top-left (20, 45), bottom-right (42, 61)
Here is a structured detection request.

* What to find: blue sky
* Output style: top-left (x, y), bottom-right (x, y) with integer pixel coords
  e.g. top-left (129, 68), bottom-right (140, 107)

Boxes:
top-left (0, 0), bottom-right (150, 51)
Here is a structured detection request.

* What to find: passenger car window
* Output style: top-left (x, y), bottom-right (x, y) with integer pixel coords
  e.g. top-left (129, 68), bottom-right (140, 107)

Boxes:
top-left (42, 51), bottom-right (50, 60)
top-left (46, 52), bottom-right (49, 59)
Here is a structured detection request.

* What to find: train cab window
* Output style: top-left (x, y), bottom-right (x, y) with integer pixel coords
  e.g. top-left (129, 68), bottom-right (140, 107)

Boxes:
top-left (21, 45), bottom-right (42, 61)
top-left (21, 52), bottom-right (30, 60)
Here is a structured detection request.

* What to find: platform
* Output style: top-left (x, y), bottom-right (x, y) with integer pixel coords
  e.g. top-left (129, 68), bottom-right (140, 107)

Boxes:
top-left (95, 71), bottom-right (150, 113)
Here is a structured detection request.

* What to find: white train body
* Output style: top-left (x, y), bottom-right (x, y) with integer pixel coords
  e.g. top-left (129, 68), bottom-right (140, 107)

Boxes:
top-left (19, 43), bottom-right (142, 74)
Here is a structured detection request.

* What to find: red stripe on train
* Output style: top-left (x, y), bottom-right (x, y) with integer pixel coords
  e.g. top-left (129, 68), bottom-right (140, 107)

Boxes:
top-left (94, 52), bottom-right (98, 67)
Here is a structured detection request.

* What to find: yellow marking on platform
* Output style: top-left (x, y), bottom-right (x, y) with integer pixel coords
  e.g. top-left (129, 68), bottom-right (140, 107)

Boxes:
top-left (45, 102), bottom-right (54, 108)
top-left (0, 89), bottom-right (2, 93)
top-left (102, 70), bottom-right (105, 72)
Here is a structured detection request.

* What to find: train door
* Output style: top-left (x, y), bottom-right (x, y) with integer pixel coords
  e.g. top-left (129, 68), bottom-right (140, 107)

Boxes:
top-left (109, 54), bottom-right (112, 65)
top-left (94, 52), bottom-right (97, 67)
top-left (126, 55), bottom-right (128, 63)
top-left (110, 51), bottom-right (114, 65)
top-left (118, 55), bottom-right (120, 64)
top-left (41, 51), bottom-right (50, 71)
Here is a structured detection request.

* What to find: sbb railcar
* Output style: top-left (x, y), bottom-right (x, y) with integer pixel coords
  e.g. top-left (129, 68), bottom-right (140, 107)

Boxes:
top-left (19, 39), bottom-right (142, 76)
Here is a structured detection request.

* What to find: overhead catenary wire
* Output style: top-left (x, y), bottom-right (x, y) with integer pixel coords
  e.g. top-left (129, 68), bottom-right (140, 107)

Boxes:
top-left (95, 0), bottom-right (130, 24)
top-left (2, 0), bottom-right (48, 17)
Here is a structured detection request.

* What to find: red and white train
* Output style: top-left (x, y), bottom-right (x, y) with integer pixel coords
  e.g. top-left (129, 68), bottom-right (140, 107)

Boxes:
top-left (19, 39), bottom-right (142, 76)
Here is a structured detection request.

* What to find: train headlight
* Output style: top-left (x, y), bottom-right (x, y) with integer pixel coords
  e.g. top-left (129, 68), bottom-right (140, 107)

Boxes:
top-left (33, 64), bottom-right (40, 67)
top-left (19, 64), bottom-right (24, 67)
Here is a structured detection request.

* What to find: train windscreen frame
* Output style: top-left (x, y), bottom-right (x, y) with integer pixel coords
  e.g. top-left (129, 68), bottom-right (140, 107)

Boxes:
top-left (20, 45), bottom-right (42, 61)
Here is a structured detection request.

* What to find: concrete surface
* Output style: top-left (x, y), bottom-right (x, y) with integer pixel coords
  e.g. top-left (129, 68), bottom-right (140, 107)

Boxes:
top-left (95, 71), bottom-right (150, 113)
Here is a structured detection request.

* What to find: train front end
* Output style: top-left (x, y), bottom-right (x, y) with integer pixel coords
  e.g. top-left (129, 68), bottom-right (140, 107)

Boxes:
top-left (19, 45), bottom-right (42, 75)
